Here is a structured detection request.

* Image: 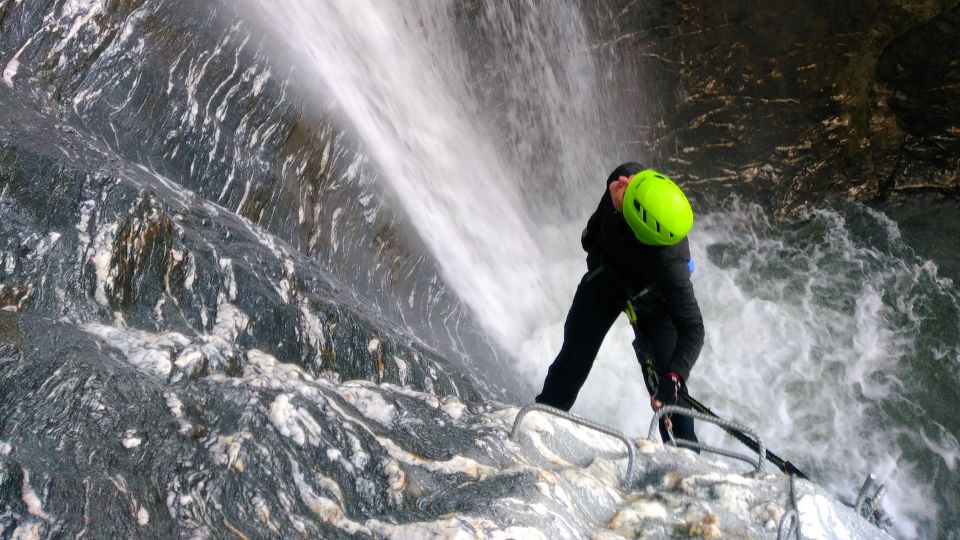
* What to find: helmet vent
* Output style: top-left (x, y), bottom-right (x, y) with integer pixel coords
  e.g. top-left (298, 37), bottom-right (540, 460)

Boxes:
top-left (641, 207), bottom-right (647, 222)
top-left (655, 221), bottom-right (661, 233)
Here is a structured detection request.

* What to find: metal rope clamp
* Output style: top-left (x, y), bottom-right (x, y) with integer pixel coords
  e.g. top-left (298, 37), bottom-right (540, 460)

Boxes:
top-left (854, 474), bottom-right (894, 530)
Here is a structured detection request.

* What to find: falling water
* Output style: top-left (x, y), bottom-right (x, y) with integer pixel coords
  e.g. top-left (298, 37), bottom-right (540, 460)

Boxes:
top-left (241, 2), bottom-right (959, 537)
top-left (240, 0), bottom-right (616, 350)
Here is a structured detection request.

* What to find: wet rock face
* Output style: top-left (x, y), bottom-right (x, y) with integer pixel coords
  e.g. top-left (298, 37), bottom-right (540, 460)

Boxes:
top-left (589, 0), bottom-right (960, 215)
top-left (0, 0), bottom-right (521, 398)
top-left (874, 6), bottom-right (960, 194)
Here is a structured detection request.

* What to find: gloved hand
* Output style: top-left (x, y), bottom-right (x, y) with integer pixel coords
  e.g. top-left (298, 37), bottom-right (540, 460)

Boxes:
top-left (653, 372), bottom-right (682, 409)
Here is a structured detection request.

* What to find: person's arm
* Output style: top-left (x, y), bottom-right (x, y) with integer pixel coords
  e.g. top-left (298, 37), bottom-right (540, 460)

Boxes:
top-left (655, 247), bottom-right (704, 381)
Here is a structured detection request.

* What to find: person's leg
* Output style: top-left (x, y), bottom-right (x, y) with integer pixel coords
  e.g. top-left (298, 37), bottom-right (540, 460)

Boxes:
top-left (633, 317), bottom-right (699, 447)
top-left (535, 272), bottom-right (623, 411)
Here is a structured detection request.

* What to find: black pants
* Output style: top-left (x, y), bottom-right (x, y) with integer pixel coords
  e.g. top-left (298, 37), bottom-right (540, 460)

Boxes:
top-left (535, 270), bottom-right (698, 446)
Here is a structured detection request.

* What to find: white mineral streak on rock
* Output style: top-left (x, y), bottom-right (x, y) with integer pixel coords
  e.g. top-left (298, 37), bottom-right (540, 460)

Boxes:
top-left (290, 460), bottom-right (372, 536)
top-left (392, 356), bottom-right (408, 385)
top-left (610, 497), bottom-right (670, 531)
top-left (235, 178), bottom-right (253, 213)
top-left (173, 348), bottom-right (204, 370)
top-left (344, 432), bottom-right (370, 471)
top-left (165, 392), bottom-right (184, 418)
top-left (218, 258), bottom-right (237, 300)
top-left (329, 208), bottom-right (343, 253)
top-left (1, 59), bottom-right (18, 87)
top-left (136, 506), bottom-right (149, 526)
top-left (316, 474), bottom-right (346, 507)
top-left (252, 68), bottom-right (271, 97)
top-left (28, 233), bottom-right (61, 260)
top-left (298, 301), bottom-right (327, 363)
top-left (252, 495), bottom-right (280, 532)
top-left (564, 461), bottom-right (622, 498)
top-left (213, 42), bottom-right (251, 123)
top-left (209, 432), bottom-right (248, 472)
top-left (244, 349), bottom-right (323, 392)
top-left (211, 258), bottom-right (250, 343)
top-left (9, 522), bottom-right (44, 540)
top-left (366, 339), bottom-right (380, 353)
top-left (122, 437), bottom-right (142, 449)
top-left (75, 199), bottom-right (96, 248)
top-left (165, 391), bottom-right (194, 435)
top-left (708, 477), bottom-right (755, 516)
top-left (153, 297), bottom-right (165, 323)
top-left (798, 494), bottom-right (855, 540)
top-left (337, 384), bottom-right (396, 426)
top-left (81, 324), bottom-right (190, 379)
top-left (54, 0), bottom-right (104, 54)
top-left (0, 441), bottom-right (11, 455)
top-left (366, 516), bottom-right (549, 540)
top-left (3, 253), bottom-right (15, 274)
top-left (3, 7), bottom-right (51, 89)
top-left (269, 394), bottom-right (305, 446)
top-left (90, 222), bottom-right (119, 306)
top-left (182, 29), bottom-right (229, 130)
top-left (440, 396), bottom-right (466, 420)
top-left (268, 394), bottom-right (324, 447)
top-left (322, 447), bottom-right (355, 475)
top-left (381, 458), bottom-right (405, 507)
top-left (21, 470), bottom-right (53, 521)
top-left (179, 250), bottom-right (196, 291)
top-left (376, 437), bottom-right (495, 480)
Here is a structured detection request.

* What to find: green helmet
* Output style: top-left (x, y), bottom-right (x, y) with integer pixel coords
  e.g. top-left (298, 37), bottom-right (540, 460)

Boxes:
top-left (622, 169), bottom-right (693, 246)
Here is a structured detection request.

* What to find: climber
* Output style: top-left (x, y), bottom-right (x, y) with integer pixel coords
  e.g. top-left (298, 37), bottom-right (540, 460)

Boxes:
top-left (535, 162), bottom-right (705, 446)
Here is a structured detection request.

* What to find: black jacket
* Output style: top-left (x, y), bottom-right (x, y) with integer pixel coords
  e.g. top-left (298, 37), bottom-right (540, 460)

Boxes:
top-left (580, 162), bottom-right (705, 380)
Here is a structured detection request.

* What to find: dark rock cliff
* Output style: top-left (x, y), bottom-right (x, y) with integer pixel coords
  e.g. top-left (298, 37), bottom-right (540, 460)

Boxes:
top-left (586, 0), bottom-right (960, 215)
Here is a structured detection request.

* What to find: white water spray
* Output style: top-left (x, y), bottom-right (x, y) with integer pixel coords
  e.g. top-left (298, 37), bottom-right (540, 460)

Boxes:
top-left (242, 2), bottom-right (957, 536)
top-left (242, 0), bottom-right (612, 349)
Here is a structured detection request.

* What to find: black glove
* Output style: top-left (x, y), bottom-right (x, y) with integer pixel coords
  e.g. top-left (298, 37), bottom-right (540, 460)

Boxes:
top-left (654, 372), bottom-right (682, 407)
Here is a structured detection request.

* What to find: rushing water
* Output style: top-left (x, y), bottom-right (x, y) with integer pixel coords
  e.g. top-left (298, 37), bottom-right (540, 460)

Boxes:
top-left (241, 0), bottom-right (617, 351)
top-left (240, 1), bottom-right (960, 537)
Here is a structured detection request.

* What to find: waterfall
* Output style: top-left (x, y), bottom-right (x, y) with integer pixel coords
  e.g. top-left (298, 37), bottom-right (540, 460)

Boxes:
top-left (240, 0), bottom-right (613, 350)
top-left (240, 2), bottom-right (957, 536)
